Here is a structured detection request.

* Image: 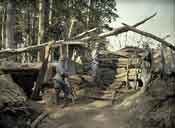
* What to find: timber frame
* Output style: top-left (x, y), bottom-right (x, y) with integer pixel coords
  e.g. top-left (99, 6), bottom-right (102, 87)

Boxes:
top-left (1, 12), bottom-right (174, 58)
top-left (1, 12), bottom-right (175, 99)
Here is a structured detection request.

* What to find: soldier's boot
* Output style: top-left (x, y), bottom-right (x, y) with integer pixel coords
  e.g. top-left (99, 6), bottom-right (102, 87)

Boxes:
top-left (60, 97), bottom-right (69, 108)
top-left (55, 88), bottom-right (61, 105)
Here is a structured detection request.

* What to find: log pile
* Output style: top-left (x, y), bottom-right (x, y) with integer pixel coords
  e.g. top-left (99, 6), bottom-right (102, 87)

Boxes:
top-left (152, 47), bottom-right (175, 74)
top-left (97, 47), bottom-right (143, 88)
top-left (98, 45), bottom-right (175, 90)
top-left (97, 53), bottom-right (118, 85)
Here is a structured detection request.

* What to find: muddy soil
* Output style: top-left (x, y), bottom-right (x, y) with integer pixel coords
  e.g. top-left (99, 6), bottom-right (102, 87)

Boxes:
top-left (0, 75), bottom-right (175, 128)
top-left (35, 77), bottom-right (175, 128)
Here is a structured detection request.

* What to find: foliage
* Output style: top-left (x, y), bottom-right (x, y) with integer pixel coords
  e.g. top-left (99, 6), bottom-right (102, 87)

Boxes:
top-left (0, 0), bottom-right (118, 61)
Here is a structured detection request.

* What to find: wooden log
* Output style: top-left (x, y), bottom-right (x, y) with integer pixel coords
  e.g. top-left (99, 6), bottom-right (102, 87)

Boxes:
top-left (0, 13), bottom-right (156, 58)
top-left (80, 13), bottom-right (157, 41)
top-left (116, 68), bottom-right (141, 74)
top-left (71, 28), bottom-right (98, 40)
top-left (116, 71), bottom-right (139, 78)
top-left (0, 41), bottom-right (84, 58)
top-left (116, 73), bottom-right (139, 81)
top-left (126, 64), bottom-right (129, 88)
top-left (31, 45), bottom-right (51, 99)
top-left (83, 96), bottom-right (119, 101)
top-left (31, 112), bottom-right (48, 128)
top-left (111, 90), bottom-right (118, 105)
top-left (122, 23), bottom-right (175, 51)
top-left (74, 12), bottom-right (156, 40)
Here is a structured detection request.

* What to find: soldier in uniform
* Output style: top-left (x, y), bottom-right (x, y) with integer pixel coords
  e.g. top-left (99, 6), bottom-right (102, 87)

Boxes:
top-left (53, 57), bottom-right (70, 106)
top-left (141, 44), bottom-right (152, 90)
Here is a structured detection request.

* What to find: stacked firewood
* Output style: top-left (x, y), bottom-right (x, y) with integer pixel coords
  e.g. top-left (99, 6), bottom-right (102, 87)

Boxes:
top-left (98, 47), bottom-right (144, 88)
top-left (97, 53), bottom-right (118, 86)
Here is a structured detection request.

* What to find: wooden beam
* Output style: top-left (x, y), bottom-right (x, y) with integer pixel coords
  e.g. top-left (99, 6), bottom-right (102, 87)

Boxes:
top-left (0, 41), bottom-right (84, 57)
top-left (71, 27), bottom-right (98, 40)
top-left (31, 44), bottom-right (51, 99)
top-left (0, 13), bottom-right (156, 58)
top-left (80, 13), bottom-right (157, 41)
top-left (122, 23), bottom-right (175, 51)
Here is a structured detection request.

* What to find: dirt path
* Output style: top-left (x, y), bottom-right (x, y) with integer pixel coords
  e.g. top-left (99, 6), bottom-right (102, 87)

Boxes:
top-left (36, 78), bottom-right (175, 128)
top-left (38, 100), bottom-right (121, 128)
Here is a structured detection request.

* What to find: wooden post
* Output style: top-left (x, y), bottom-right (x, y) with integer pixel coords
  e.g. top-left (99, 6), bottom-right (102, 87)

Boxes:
top-left (59, 44), bottom-right (64, 60)
top-left (126, 63), bottom-right (129, 89)
top-left (160, 45), bottom-right (165, 78)
top-left (31, 43), bottom-right (52, 99)
top-left (111, 90), bottom-right (117, 105)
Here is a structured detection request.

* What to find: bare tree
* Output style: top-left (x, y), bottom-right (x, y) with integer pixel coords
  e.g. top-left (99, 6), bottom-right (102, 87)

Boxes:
top-left (37, 0), bottom-right (46, 61)
top-left (6, 0), bottom-right (16, 49)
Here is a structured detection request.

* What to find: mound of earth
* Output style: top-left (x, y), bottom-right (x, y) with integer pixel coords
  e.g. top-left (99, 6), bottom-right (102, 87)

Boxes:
top-left (0, 73), bottom-right (174, 128)
top-left (0, 74), bottom-right (40, 128)
top-left (0, 74), bottom-right (26, 110)
top-left (111, 77), bottom-right (175, 128)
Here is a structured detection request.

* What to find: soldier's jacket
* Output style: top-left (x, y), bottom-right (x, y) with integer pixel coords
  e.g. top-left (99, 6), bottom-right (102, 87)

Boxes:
top-left (53, 62), bottom-right (67, 81)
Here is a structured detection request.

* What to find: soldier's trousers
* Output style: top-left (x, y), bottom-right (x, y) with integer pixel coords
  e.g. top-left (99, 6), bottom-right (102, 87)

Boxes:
top-left (54, 79), bottom-right (69, 104)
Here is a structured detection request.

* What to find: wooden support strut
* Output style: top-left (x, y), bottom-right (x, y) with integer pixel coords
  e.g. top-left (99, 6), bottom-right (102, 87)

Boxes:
top-left (126, 63), bottom-right (129, 89)
top-left (31, 42), bottom-right (53, 99)
top-left (0, 13), bottom-right (157, 58)
top-left (80, 13), bottom-right (157, 41)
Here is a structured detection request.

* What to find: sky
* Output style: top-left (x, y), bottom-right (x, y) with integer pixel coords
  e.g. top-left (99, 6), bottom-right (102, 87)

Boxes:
top-left (107, 0), bottom-right (175, 51)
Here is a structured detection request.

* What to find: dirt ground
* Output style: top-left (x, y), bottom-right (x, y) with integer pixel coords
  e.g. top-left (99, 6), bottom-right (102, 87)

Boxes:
top-left (0, 75), bottom-right (174, 128)
top-left (34, 77), bottom-right (175, 128)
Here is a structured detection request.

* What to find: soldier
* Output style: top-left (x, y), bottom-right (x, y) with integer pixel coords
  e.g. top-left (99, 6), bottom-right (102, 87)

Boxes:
top-left (53, 57), bottom-right (70, 107)
top-left (141, 44), bottom-right (152, 90)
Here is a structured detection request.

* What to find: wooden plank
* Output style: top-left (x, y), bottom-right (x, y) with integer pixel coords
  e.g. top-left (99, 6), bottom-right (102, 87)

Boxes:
top-left (126, 64), bottom-right (129, 88)
top-left (116, 72), bottom-right (139, 81)
top-left (116, 68), bottom-right (141, 74)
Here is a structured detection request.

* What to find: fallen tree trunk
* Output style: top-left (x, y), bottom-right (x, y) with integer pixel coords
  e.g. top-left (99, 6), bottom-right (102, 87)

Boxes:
top-left (0, 13), bottom-right (156, 58)
top-left (122, 23), bottom-right (175, 51)
top-left (80, 13), bottom-right (157, 41)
